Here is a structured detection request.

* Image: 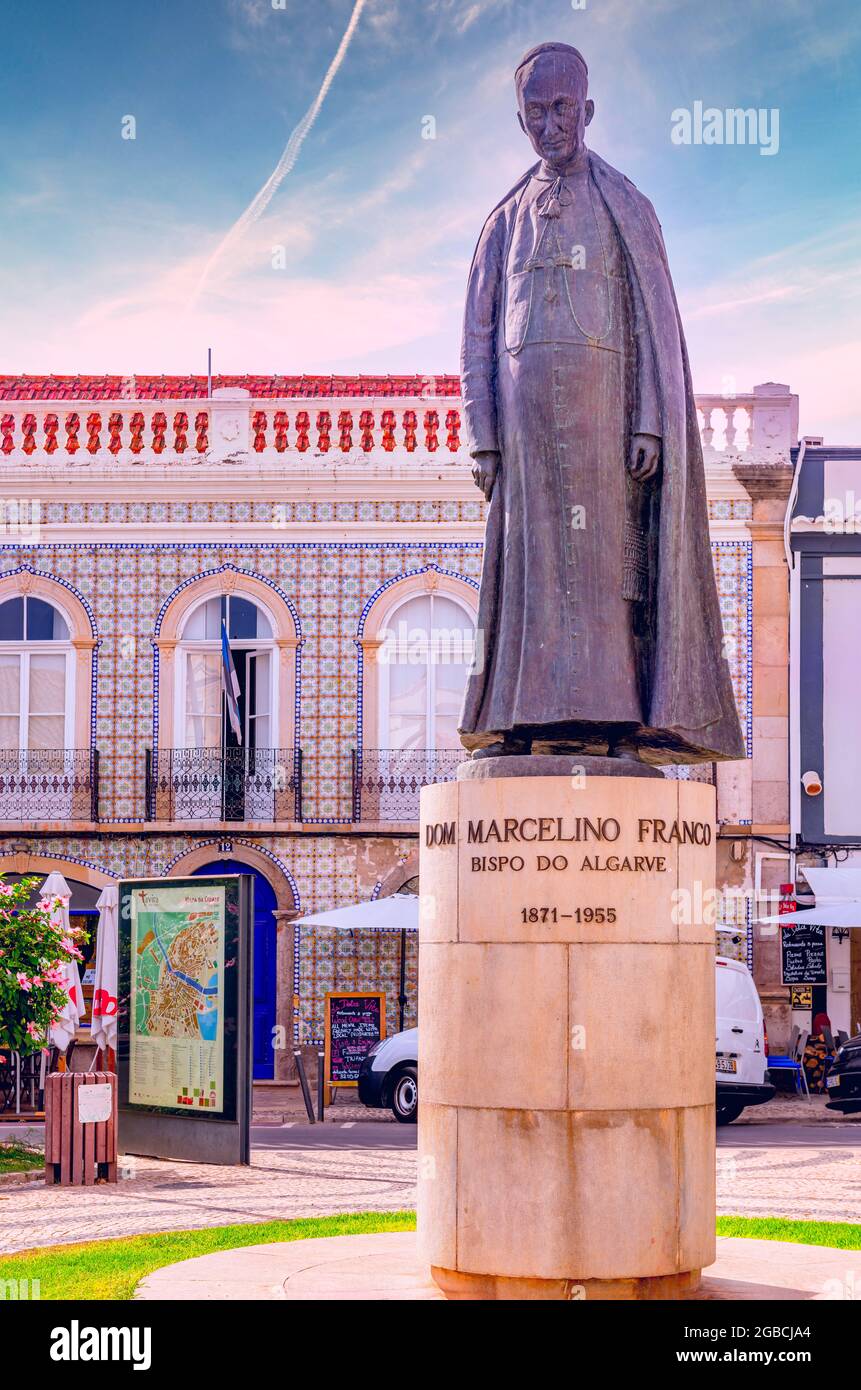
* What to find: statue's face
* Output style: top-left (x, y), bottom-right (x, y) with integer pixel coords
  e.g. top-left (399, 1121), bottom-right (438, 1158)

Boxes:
top-left (516, 57), bottom-right (594, 168)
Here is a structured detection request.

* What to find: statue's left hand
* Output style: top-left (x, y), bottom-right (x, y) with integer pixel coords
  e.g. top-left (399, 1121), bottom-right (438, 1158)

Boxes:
top-left (628, 433), bottom-right (661, 482)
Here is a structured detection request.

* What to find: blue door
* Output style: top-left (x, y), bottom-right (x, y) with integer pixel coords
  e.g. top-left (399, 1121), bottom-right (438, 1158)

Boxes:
top-left (192, 860), bottom-right (277, 1080)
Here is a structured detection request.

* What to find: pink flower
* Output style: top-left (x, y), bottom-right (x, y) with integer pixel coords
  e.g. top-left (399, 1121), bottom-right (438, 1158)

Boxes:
top-left (25, 1021), bottom-right (42, 1039)
top-left (60, 938), bottom-right (83, 960)
top-left (0, 884), bottom-right (13, 896)
top-left (16, 971), bottom-right (32, 992)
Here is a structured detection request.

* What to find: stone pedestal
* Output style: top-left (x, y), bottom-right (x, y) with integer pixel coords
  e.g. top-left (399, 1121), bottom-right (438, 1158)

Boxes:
top-left (417, 764), bottom-right (716, 1300)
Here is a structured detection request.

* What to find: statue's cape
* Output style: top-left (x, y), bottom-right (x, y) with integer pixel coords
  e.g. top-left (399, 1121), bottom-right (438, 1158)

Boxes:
top-left (466, 151), bottom-right (745, 761)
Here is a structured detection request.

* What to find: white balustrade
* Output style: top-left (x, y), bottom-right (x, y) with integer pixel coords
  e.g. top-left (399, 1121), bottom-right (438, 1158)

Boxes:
top-left (0, 382), bottom-right (797, 467)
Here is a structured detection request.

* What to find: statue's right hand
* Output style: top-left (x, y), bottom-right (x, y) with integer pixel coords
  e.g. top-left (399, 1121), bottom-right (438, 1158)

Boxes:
top-left (472, 450), bottom-right (500, 501)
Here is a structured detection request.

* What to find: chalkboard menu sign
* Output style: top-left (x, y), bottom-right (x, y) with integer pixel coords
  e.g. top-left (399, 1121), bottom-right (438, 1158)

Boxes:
top-left (781, 923), bottom-right (827, 985)
top-left (325, 991), bottom-right (386, 1087)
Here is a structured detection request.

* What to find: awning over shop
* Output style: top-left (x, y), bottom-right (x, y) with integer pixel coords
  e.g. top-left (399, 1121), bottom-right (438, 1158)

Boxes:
top-left (294, 893), bottom-right (418, 933)
top-left (759, 866), bottom-right (861, 927)
top-left (295, 894), bottom-right (418, 1032)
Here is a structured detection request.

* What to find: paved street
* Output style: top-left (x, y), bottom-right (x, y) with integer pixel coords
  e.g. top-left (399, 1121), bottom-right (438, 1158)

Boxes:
top-left (718, 1121), bottom-right (861, 1147)
top-left (2, 1115), bottom-right (861, 1255)
top-left (251, 1122), bottom-right (416, 1150)
top-left (0, 1126), bottom-right (417, 1255)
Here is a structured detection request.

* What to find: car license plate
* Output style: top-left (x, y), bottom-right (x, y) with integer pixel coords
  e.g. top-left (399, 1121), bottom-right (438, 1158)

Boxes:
top-left (825, 1074), bottom-right (840, 1089)
top-left (716, 1057), bottom-right (737, 1073)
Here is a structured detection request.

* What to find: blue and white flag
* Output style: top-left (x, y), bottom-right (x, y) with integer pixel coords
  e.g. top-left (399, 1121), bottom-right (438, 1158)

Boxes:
top-left (221, 619), bottom-right (242, 745)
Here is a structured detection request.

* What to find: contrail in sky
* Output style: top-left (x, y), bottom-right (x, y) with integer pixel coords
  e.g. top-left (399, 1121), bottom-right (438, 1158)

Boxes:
top-left (191, 0), bottom-right (367, 305)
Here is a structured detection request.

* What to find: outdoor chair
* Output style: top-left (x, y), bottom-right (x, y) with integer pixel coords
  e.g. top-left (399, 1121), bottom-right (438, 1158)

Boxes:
top-left (767, 1027), bottom-right (810, 1097)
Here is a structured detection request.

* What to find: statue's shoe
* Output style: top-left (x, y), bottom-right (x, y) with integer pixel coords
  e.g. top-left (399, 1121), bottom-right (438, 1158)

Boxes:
top-left (470, 737), bottom-right (531, 759)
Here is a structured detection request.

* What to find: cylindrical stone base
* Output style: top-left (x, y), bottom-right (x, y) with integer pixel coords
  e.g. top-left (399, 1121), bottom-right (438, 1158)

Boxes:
top-left (417, 772), bottom-right (716, 1300)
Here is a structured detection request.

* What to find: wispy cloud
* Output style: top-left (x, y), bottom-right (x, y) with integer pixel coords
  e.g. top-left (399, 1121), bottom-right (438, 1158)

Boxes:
top-left (1, 0), bottom-right (860, 441)
top-left (192, 0), bottom-right (368, 304)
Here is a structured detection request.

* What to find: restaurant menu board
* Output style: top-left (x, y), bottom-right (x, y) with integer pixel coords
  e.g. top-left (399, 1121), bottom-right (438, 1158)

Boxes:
top-left (781, 922), bottom-right (827, 986)
top-left (128, 883), bottom-right (226, 1112)
top-left (325, 991), bottom-right (386, 1087)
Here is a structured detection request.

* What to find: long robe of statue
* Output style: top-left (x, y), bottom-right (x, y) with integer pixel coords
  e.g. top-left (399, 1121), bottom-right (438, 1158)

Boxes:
top-left (459, 44), bottom-right (744, 765)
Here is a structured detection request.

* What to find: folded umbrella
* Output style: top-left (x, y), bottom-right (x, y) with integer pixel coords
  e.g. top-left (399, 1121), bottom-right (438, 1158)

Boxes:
top-left (40, 871), bottom-right (82, 1052)
top-left (91, 884), bottom-right (118, 1055)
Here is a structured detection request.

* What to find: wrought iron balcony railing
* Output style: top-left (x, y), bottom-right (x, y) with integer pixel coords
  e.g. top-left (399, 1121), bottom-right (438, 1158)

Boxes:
top-left (0, 749), bottom-right (99, 822)
top-left (351, 747), bottom-right (467, 822)
top-left (145, 747), bottom-right (302, 822)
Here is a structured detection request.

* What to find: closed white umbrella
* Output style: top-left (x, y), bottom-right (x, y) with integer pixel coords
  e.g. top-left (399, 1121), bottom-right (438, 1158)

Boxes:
top-left (295, 894), bottom-right (418, 1031)
top-left (40, 872), bottom-right (82, 1052)
top-left (91, 885), bottom-right (118, 1057)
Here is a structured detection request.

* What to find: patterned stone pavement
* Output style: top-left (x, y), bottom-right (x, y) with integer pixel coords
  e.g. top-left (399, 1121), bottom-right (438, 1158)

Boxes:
top-left (716, 1142), bottom-right (861, 1224)
top-left (0, 1142), bottom-right (416, 1255)
top-left (3, 1132), bottom-right (861, 1255)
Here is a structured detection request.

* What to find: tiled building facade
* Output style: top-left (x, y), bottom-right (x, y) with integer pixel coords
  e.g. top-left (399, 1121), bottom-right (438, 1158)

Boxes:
top-left (0, 375), bottom-right (800, 1085)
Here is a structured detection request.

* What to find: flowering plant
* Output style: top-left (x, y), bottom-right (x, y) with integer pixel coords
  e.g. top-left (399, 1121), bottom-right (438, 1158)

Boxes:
top-left (0, 876), bottom-right (88, 1058)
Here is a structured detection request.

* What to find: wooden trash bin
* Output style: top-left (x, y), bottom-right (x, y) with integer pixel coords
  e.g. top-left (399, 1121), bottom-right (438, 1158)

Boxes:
top-left (44, 1071), bottom-right (118, 1185)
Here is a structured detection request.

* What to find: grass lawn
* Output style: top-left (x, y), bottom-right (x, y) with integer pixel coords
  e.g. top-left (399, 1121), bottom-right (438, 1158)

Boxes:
top-left (3, 1212), bottom-right (857, 1301)
top-left (717, 1215), bottom-right (861, 1250)
top-left (0, 1143), bottom-right (44, 1175)
top-left (0, 1210), bottom-right (417, 1300)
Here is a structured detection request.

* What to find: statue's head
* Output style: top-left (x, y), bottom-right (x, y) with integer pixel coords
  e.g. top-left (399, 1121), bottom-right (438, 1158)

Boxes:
top-left (515, 43), bottom-right (593, 170)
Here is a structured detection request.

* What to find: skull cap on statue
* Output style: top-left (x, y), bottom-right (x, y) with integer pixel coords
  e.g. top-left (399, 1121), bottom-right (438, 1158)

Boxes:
top-left (514, 42), bottom-right (589, 96)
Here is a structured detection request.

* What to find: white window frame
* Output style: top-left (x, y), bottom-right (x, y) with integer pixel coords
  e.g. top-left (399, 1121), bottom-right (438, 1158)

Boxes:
top-left (0, 598), bottom-right (75, 752)
top-left (377, 590), bottom-right (476, 751)
top-left (174, 594), bottom-right (279, 752)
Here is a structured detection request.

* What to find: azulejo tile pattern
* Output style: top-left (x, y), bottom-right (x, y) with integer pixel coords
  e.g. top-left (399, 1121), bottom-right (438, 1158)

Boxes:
top-left (0, 833), bottom-right (416, 1042)
top-left (708, 498), bottom-right (753, 521)
top-left (44, 499), bottom-right (487, 526)
top-left (0, 522), bottom-right (752, 1041)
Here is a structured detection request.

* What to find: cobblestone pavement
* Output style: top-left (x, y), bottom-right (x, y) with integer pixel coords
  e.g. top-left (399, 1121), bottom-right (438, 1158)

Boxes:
top-left (3, 1132), bottom-right (861, 1255)
top-left (0, 1143), bottom-right (417, 1255)
top-left (254, 1103), bottom-right (395, 1124)
top-left (717, 1142), bottom-right (861, 1223)
top-left (735, 1095), bottom-right (859, 1125)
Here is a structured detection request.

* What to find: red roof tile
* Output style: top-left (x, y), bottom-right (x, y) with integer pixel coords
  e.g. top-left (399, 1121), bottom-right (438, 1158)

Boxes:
top-left (0, 374), bottom-right (462, 401)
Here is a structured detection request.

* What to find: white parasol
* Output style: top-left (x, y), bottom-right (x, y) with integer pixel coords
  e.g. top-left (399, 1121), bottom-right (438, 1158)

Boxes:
top-left (295, 893), bottom-right (418, 1032)
top-left (91, 884), bottom-right (118, 1055)
top-left (759, 865), bottom-right (861, 927)
top-left (40, 871), bottom-right (82, 1051)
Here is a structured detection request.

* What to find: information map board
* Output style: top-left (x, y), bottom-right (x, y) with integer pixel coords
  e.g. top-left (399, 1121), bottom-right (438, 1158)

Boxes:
top-left (325, 991), bottom-right (386, 1087)
top-left (118, 875), bottom-right (252, 1164)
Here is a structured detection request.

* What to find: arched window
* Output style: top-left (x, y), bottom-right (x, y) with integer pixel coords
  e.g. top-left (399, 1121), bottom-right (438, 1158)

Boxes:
top-left (0, 596), bottom-right (73, 753)
top-left (378, 591), bottom-right (476, 751)
top-left (168, 592), bottom-right (279, 820)
top-left (0, 595), bottom-right (80, 820)
top-left (355, 579), bottom-right (477, 819)
top-left (178, 594), bottom-right (274, 752)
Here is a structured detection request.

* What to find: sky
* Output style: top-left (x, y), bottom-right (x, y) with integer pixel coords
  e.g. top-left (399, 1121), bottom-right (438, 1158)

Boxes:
top-left (1, 0), bottom-right (860, 439)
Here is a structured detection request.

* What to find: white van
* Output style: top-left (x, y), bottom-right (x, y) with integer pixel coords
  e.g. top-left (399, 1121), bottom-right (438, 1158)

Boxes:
top-left (359, 961), bottom-right (774, 1127)
top-left (715, 955), bottom-right (774, 1124)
